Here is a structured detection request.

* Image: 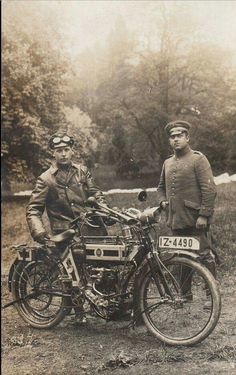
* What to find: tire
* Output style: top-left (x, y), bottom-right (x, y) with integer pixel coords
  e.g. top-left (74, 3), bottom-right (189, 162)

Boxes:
top-left (11, 256), bottom-right (70, 329)
top-left (139, 256), bottom-right (221, 346)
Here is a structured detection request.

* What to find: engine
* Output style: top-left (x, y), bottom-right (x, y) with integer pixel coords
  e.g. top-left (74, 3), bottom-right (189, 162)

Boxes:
top-left (62, 241), bottom-right (135, 318)
top-left (83, 265), bottom-right (133, 318)
top-left (87, 265), bottom-right (119, 294)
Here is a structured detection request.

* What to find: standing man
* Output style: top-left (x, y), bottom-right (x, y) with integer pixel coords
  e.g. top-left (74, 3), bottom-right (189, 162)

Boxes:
top-left (157, 120), bottom-right (217, 304)
top-left (26, 131), bottom-right (107, 243)
top-left (26, 131), bottom-right (107, 322)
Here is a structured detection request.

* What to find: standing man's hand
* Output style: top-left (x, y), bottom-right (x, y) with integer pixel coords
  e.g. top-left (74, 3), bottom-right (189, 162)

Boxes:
top-left (160, 201), bottom-right (169, 210)
top-left (196, 216), bottom-right (208, 229)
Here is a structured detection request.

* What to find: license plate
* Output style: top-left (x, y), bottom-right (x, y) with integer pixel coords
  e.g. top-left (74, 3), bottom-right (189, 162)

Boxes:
top-left (159, 236), bottom-right (200, 251)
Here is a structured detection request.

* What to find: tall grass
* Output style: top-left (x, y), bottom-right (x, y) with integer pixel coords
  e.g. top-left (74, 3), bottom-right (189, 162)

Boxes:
top-left (213, 183), bottom-right (236, 271)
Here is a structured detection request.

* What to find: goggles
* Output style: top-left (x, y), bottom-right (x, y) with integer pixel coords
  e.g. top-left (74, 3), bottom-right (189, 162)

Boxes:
top-left (49, 135), bottom-right (74, 149)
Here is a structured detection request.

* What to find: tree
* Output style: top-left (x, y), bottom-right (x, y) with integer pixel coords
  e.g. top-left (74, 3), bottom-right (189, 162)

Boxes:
top-left (2, 2), bottom-right (68, 188)
top-left (62, 106), bottom-right (100, 168)
top-left (67, 5), bottom-right (236, 175)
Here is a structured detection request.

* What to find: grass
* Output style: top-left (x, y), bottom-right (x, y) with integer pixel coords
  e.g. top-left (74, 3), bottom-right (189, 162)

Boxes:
top-left (212, 183), bottom-right (236, 272)
top-left (100, 340), bottom-right (236, 371)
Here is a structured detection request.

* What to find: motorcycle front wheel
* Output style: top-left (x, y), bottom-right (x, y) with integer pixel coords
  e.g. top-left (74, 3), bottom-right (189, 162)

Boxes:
top-left (11, 256), bottom-right (70, 329)
top-left (139, 256), bottom-right (221, 346)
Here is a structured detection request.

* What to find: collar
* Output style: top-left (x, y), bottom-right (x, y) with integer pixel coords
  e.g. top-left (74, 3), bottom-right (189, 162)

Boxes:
top-left (49, 162), bottom-right (80, 175)
top-left (174, 145), bottom-right (191, 158)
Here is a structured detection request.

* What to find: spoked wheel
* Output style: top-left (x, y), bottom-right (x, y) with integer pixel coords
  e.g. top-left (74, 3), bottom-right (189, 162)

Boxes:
top-left (139, 256), bottom-right (221, 346)
top-left (11, 256), bottom-right (70, 329)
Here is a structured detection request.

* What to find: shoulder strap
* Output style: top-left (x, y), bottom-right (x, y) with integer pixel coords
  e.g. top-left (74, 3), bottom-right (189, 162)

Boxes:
top-left (193, 150), bottom-right (203, 156)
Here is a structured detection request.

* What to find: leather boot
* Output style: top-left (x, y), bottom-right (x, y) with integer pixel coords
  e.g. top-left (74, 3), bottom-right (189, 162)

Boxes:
top-left (180, 265), bottom-right (193, 301)
top-left (72, 307), bottom-right (87, 325)
top-left (202, 260), bottom-right (217, 310)
top-left (203, 260), bottom-right (216, 279)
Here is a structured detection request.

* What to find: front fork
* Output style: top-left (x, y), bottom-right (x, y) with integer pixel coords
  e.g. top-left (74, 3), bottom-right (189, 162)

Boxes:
top-left (146, 251), bottom-right (176, 299)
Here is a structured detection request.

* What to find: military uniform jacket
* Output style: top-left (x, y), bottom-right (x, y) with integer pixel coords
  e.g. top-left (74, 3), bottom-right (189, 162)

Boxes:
top-left (26, 162), bottom-right (105, 239)
top-left (157, 147), bottom-right (217, 230)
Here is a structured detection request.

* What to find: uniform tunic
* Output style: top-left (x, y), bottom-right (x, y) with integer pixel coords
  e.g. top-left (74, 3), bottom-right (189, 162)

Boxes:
top-left (157, 147), bottom-right (216, 230)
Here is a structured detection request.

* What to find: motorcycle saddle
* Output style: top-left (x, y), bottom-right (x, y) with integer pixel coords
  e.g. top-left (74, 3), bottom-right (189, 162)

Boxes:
top-left (50, 229), bottom-right (76, 243)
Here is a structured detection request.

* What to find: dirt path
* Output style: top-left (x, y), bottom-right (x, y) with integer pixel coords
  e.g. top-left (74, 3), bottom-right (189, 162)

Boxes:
top-left (2, 271), bottom-right (236, 375)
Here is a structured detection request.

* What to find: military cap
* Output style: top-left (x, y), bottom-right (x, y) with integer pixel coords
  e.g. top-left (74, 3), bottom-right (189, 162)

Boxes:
top-left (165, 120), bottom-right (191, 136)
top-left (48, 131), bottom-right (74, 149)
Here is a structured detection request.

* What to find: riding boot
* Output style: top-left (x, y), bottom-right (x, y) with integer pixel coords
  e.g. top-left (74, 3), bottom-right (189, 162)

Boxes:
top-left (180, 265), bottom-right (193, 301)
top-left (202, 259), bottom-right (216, 279)
top-left (73, 307), bottom-right (87, 324)
top-left (202, 259), bottom-right (217, 310)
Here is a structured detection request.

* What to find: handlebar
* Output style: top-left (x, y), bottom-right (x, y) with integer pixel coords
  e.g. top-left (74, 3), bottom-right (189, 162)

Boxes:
top-left (69, 197), bottom-right (161, 228)
top-left (69, 204), bottom-right (135, 228)
top-left (95, 201), bottom-right (138, 224)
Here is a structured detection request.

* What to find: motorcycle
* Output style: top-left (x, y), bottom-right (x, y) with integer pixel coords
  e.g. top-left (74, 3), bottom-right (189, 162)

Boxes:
top-left (4, 191), bottom-right (221, 346)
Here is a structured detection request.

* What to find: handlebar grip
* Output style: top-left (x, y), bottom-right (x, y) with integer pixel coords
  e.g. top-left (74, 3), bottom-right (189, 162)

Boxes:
top-left (97, 202), bottom-right (138, 224)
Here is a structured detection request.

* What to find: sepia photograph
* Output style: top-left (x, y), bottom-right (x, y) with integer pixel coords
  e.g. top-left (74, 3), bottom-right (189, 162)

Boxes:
top-left (2, 1), bottom-right (236, 374)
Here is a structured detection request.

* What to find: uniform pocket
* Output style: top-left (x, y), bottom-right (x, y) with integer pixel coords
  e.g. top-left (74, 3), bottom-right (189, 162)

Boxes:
top-left (184, 200), bottom-right (200, 210)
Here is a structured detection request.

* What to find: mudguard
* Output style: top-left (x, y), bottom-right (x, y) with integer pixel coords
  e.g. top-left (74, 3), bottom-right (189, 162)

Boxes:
top-left (8, 258), bottom-right (20, 292)
top-left (160, 249), bottom-right (200, 261)
top-left (7, 244), bottom-right (47, 292)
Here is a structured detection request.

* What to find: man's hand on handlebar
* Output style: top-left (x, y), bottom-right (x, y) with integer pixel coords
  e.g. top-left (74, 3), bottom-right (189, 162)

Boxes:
top-left (160, 201), bottom-right (169, 210)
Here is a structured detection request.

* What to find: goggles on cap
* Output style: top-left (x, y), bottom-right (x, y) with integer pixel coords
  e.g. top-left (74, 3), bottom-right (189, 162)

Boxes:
top-left (49, 135), bottom-right (74, 149)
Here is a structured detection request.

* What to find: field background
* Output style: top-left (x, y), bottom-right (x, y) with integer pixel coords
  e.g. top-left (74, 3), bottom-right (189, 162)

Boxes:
top-left (2, 183), bottom-right (236, 374)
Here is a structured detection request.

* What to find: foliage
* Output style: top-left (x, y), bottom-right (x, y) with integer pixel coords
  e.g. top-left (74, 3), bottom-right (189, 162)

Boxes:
top-left (2, 2), bottom-right (68, 188)
top-left (65, 8), bottom-right (236, 176)
top-left (62, 106), bottom-right (101, 167)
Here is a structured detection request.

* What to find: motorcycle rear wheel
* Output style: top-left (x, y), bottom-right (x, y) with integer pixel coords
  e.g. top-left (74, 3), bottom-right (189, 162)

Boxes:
top-left (139, 256), bottom-right (221, 346)
top-left (11, 256), bottom-right (70, 329)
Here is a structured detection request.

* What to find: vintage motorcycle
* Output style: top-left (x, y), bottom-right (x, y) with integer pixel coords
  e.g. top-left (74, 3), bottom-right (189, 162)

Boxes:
top-left (4, 192), bottom-right (221, 346)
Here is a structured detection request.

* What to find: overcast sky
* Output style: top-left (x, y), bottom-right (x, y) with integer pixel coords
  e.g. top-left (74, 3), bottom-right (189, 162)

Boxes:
top-left (3, 0), bottom-right (236, 62)
top-left (55, 1), bottom-right (236, 55)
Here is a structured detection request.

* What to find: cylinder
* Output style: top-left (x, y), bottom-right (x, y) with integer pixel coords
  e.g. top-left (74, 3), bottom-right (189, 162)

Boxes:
top-left (71, 243), bottom-right (86, 263)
